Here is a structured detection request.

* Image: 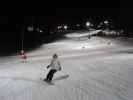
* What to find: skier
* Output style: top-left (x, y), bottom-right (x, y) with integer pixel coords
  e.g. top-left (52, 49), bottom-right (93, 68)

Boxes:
top-left (44, 53), bottom-right (62, 83)
top-left (20, 50), bottom-right (27, 63)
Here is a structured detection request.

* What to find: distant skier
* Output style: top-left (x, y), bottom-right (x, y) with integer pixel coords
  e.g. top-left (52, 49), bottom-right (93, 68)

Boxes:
top-left (44, 53), bottom-right (62, 83)
top-left (88, 34), bottom-right (91, 39)
top-left (20, 50), bottom-right (27, 63)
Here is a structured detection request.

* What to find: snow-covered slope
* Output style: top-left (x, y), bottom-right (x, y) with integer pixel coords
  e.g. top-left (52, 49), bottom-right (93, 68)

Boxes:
top-left (0, 35), bottom-right (132, 100)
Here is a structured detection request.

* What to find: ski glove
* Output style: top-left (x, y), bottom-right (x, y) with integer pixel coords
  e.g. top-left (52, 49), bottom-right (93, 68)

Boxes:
top-left (46, 65), bottom-right (50, 69)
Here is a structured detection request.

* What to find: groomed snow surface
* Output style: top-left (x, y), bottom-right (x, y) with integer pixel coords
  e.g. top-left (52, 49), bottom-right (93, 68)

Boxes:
top-left (0, 33), bottom-right (132, 100)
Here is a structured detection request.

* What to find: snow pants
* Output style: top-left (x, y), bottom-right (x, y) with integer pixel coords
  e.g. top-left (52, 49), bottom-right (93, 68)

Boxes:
top-left (46, 69), bottom-right (57, 82)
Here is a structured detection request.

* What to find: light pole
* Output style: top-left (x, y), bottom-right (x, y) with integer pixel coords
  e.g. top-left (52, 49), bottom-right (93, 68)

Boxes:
top-left (86, 22), bottom-right (91, 27)
top-left (64, 25), bottom-right (68, 30)
top-left (86, 21), bottom-right (91, 39)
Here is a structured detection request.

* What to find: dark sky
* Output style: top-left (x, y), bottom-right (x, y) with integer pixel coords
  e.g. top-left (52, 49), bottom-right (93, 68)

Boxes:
top-left (1, 7), bottom-right (133, 29)
top-left (38, 7), bottom-right (120, 26)
top-left (54, 8), bottom-right (119, 16)
top-left (0, 7), bottom-right (120, 25)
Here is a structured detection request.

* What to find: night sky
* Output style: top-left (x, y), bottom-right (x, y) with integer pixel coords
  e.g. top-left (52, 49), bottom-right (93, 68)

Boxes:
top-left (0, 8), bottom-right (120, 25)
top-left (1, 7), bottom-right (133, 31)
top-left (0, 7), bottom-right (132, 25)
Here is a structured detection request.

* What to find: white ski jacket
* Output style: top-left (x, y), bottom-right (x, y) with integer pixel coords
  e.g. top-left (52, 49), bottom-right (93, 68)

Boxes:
top-left (49, 58), bottom-right (61, 71)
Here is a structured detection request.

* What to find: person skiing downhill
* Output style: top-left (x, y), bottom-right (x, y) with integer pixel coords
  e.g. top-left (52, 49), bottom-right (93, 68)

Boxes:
top-left (44, 53), bottom-right (61, 83)
top-left (20, 50), bottom-right (27, 63)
